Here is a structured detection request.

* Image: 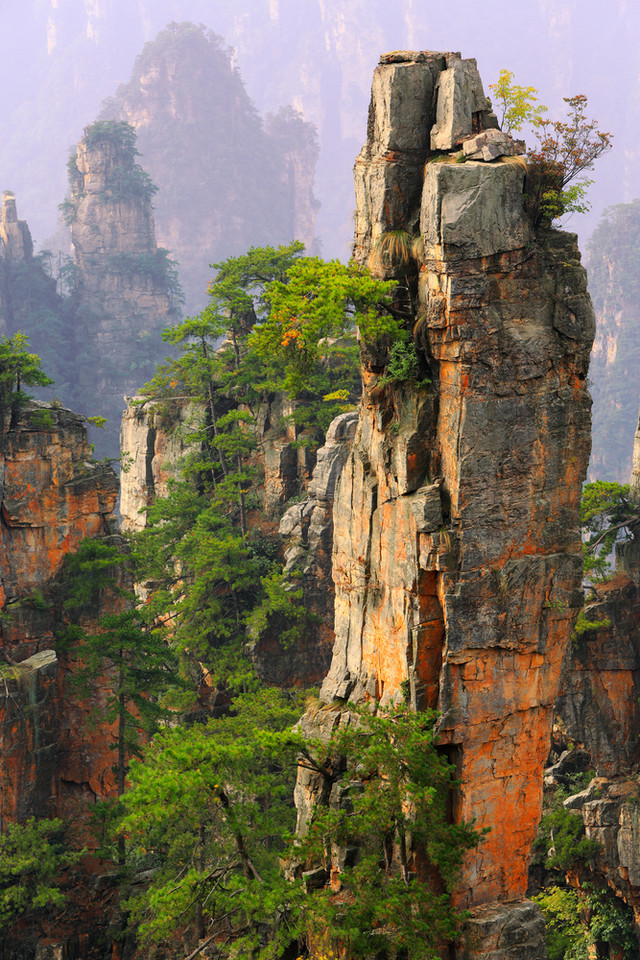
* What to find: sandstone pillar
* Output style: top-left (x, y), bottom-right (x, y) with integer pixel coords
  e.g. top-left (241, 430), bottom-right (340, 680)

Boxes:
top-left (299, 50), bottom-right (594, 959)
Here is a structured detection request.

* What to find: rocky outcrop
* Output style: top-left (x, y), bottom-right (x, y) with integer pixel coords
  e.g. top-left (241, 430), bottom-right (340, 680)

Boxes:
top-left (0, 191), bottom-right (33, 264)
top-left (251, 410), bottom-right (358, 685)
top-left (120, 395), bottom-right (204, 532)
top-left (0, 191), bottom-right (34, 334)
top-left (0, 402), bottom-right (119, 825)
top-left (296, 51), bottom-right (594, 958)
top-left (119, 392), bottom-right (319, 532)
top-left (555, 575), bottom-right (640, 779)
top-left (550, 399), bottom-right (640, 931)
top-left (66, 121), bottom-right (179, 457)
top-left (99, 23), bottom-right (319, 313)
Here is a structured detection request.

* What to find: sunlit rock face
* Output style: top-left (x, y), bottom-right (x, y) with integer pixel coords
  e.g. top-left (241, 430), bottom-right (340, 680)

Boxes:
top-left (297, 50), bottom-right (594, 959)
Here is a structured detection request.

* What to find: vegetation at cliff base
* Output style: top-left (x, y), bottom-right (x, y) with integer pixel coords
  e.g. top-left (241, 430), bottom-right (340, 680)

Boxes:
top-left (293, 706), bottom-right (482, 960)
top-left (0, 818), bottom-right (82, 928)
top-left (0, 240), bottom-right (466, 958)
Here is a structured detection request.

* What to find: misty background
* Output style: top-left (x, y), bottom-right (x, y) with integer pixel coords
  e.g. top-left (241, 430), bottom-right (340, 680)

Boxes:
top-left (1, 0), bottom-right (639, 476)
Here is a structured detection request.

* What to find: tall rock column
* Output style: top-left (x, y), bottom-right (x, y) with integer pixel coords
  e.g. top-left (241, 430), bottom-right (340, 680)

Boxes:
top-left (65, 121), bottom-right (179, 456)
top-left (299, 51), bottom-right (594, 958)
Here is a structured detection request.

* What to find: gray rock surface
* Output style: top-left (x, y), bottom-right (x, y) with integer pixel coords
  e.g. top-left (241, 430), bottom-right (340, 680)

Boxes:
top-left (461, 901), bottom-right (547, 960)
top-left (120, 396), bottom-right (205, 533)
top-left (463, 129), bottom-right (518, 161)
top-left (421, 161), bottom-right (530, 260)
top-left (430, 56), bottom-right (498, 152)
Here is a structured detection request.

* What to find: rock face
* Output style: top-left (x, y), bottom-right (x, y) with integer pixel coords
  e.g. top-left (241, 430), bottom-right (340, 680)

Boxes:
top-left (587, 200), bottom-right (640, 482)
top-left (0, 402), bottom-right (119, 824)
top-left (297, 51), bottom-right (594, 958)
top-left (119, 397), bottom-right (349, 686)
top-left (99, 23), bottom-right (320, 313)
top-left (66, 122), bottom-right (179, 456)
top-left (120, 395), bottom-right (204, 533)
top-left (551, 404), bottom-right (640, 929)
top-left (253, 410), bottom-right (358, 685)
top-left (555, 575), bottom-right (640, 779)
top-left (0, 191), bottom-right (34, 334)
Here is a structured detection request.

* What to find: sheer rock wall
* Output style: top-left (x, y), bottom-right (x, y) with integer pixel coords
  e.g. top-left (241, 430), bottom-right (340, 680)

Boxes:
top-left (67, 127), bottom-right (178, 456)
top-left (0, 191), bottom-right (33, 335)
top-left (297, 50), bottom-right (594, 958)
top-left (0, 403), bottom-right (118, 825)
top-left (552, 408), bottom-right (640, 930)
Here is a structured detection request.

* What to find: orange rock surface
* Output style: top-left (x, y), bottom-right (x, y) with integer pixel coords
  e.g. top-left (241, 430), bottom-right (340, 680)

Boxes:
top-left (0, 402), bottom-right (118, 825)
top-left (299, 51), bottom-right (594, 955)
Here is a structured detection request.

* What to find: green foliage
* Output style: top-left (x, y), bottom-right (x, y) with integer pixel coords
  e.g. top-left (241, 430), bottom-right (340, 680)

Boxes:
top-left (120, 688), bottom-right (306, 956)
top-left (527, 94), bottom-right (613, 226)
top-left (253, 257), bottom-right (396, 396)
top-left (580, 480), bottom-right (638, 583)
top-left (60, 538), bottom-right (181, 794)
top-left (0, 818), bottom-right (82, 927)
top-left (532, 773), bottom-right (600, 873)
top-left (534, 885), bottom-right (589, 960)
top-left (107, 249), bottom-right (183, 301)
top-left (247, 569), bottom-right (318, 649)
top-left (294, 706), bottom-right (483, 960)
top-left (86, 414), bottom-right (107, 429)
top-left (491, 73), bottom-right (612, 226)
top-left (489, 69), bottom-right (547, 133)
top-left (377, 336), bottom-right (430, 388)
top-left (28, 408), bottom-right (55, 430)
top-left (571, 609), bottom-right (611, 644)
top-left (586, 884), bottom-right (639, 958)
top-left (0, 332), bottom-right (54, 411)
top-left (535, 884), bottom-right (639, 960)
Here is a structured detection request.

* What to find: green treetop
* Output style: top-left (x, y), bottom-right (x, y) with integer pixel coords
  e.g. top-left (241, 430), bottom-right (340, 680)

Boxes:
top-left (0, 332), bottom-right (53, 412)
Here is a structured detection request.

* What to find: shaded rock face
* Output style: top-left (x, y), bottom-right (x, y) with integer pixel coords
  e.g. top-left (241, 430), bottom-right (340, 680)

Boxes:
top-left (252, 411), bottom-right (358, 685)
top-left (297, 50), bottom-right (594, 957)
top-left (120, 395), bottom-right (204, 533)
top-left (555, 575), bottom-right (640, 779)
top-left (0, 403), bottom-right (118, 827)
top-left (67, 125), bottom-right (178, 457)
top-left (550, 407), bottom-right (640, 929)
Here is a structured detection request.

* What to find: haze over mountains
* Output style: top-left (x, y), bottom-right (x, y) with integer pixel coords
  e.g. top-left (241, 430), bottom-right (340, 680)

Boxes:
top-left (1, 0), bottom-right (638, 268)
top-left (2, 0), bottom-right (640, 476)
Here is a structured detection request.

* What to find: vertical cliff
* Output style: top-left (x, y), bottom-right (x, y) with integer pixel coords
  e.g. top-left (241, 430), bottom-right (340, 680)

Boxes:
top-left (0, 402), bottom-right (119, 828)
top-left (65, 121), bottom-right (179, 456)
top-left (587, 201), bottom-right (640, 482)
top-left (296, 51), bottom-right (594, 958)
top-left (0, 191), bottom-right (33, 334)
top-left (99, 23), bottom-right (320, 313)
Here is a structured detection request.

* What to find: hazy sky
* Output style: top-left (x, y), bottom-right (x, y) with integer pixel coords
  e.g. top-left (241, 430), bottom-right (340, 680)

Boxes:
top-left (0, 0), bottom-right (637, 256)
